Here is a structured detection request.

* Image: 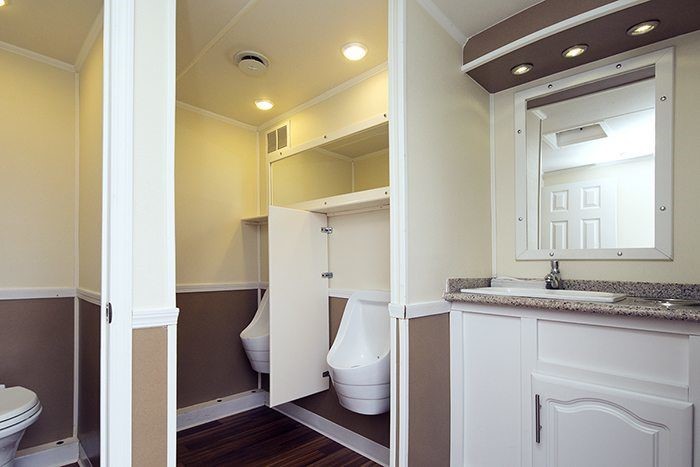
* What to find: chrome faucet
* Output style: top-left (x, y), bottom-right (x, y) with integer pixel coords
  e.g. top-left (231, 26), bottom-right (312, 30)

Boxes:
top-left (544, 260), bottom-right (562, 290)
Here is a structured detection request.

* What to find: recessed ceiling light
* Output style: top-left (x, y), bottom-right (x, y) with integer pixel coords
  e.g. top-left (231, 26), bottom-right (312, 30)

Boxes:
top-left (0, 0), bottom-right (8, 7)
top-left (627, 20), bottom-right (660, 36)
top-left (341, 43), bottom-right (368, 61)
top-left (511, 63), bottom-right (533, 76)
top-left (562, 44), bottom-right (589, 58)
top-left (255, 99), bottom-right (274, 111)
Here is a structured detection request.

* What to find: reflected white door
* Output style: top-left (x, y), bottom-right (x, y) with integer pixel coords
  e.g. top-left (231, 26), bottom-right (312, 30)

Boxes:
top-left (532, 374), bottom-right (693, 467)
top-left (540, 179), bottom-right (616, 249)
top-left (268, 206), bottom-right (330, 406)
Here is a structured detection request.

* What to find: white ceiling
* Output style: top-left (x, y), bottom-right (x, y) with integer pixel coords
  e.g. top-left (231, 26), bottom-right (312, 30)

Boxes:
top-left (0, 0), bottom-right (102, 65)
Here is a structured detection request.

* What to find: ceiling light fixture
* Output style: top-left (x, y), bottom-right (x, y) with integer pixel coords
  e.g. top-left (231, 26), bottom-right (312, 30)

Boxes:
top-left (0, 0), bottom-right (7, 7)
top-left (562, 44), bottom-right (589, 58)
top-left (255, 99), bottom-right (274, 111)
top-left (511, 63), bottom-right (533, 76)
top-left (627, 20), bottom-right (660, 36)
top-left (341, 43), bottom-right (368, 61)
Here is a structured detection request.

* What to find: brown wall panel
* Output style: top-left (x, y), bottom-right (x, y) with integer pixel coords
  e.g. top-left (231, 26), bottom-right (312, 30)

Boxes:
top-left (176, 290), bottom-right (259, 408)
top-left (408, 314), bottom-right (450, 466)
top-left (78, 299), bottom-right (101, 466)
top-left (0, 298), bottom-right (74, 449)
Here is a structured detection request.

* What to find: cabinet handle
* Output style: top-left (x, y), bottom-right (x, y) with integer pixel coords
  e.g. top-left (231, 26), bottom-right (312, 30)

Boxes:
top-left (535, 394), bottom-right (542, 444)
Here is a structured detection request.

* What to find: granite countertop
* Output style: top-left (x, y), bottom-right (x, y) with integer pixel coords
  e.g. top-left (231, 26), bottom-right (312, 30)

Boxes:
top-left (444, 278), bottom-right (700, 322)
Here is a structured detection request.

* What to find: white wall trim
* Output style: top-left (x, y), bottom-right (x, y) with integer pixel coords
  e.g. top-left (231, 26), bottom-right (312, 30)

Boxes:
top-left (167, 325), bottom-right (177, 467)
top-left (132, 307), bottom-right (180, 329)
top-left (177, 390), bottom-right (267, 431)
top-left (15, 437), bottom-right (79, 467)
top-left (0, 40), bottom-right (75, 72)
top-left (75, 8), bottom-right (104, 72)
top-left (460, 0), bottom-right (649, 73)
top-left (176, 101), bottom-right (258, 132)
top-left (449, 311), bottom-right (464, 467)
top-left (389, 303), bottom-right (406, 319)
top-left (404, 299), bottom-right (451, 319)
top-left (397, 318), bottom-right (409, 466)
top-left (77, 288), bottom-right (101, 306)
top-left (489, 93), bottom-right (498, 276)
top-left (176, 282), bottom-right (262, 293)
top-left (258, 62), bottom-right (388, 131)
top-left (0, 288), bottom-right (75, 300)
top-left (274, 402), bottom-right (390, 466)
top-left (415, 0), bottom-right (467, 46)
top-left (329, 289), bottom-right (390, 299)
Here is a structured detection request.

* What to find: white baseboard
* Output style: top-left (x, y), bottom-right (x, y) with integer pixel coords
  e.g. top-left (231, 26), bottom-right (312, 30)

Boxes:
top-left (77, 443), bottom-right (93, 467)
top-left (15, 437), bottom-right (79, 467)
top-left (273, 402), bottom-right (390, 467)
top-left (177, 390), bottom-right (267, 431)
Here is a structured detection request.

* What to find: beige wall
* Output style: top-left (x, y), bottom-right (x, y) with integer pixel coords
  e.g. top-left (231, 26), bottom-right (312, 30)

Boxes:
top-left (353, 150), bottom-right (389, 192)
top-left (494, 31), bottom-right (700, 282)
top-left (175, 107), bottom-right (259, 285)
top-left (78, 34), bottom-right (103, 293)
top-left (0, 49), bottom-right (76, 288)
top-left (404, 0), bottom-right (492, 303)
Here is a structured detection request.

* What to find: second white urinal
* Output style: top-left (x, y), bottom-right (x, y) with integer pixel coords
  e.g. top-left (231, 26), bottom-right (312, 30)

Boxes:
top-left (240, 289), bottom-right (270, 373)
top-left (327, 291), bottom-right (391, 415)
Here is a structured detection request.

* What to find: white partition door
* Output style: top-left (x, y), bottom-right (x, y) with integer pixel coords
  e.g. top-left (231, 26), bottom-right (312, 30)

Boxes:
top-left (269, 205), bottom-right (330, 406)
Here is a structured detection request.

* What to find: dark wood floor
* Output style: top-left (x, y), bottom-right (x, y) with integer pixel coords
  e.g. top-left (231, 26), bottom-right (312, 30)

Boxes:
top-left (177, 406), bottom-right (380, 466)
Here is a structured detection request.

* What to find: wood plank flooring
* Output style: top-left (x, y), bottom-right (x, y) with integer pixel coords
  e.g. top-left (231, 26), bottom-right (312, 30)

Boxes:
top-left (177, 406), bottom-right (380, 466)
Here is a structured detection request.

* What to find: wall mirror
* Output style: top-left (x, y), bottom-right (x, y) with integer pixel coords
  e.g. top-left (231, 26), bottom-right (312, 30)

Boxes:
top-left (515, 48), bottom-right (674, 260)
top-left (270, 121), bottom-right (389, 207)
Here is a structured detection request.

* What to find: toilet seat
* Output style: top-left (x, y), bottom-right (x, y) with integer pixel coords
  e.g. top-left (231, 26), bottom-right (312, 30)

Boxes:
top-left (0, 387), bottom-right (41, 432)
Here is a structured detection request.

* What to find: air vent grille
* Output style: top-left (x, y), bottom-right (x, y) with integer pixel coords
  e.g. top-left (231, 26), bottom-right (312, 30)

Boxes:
top-left (266, 123), bottom-right (290, 154)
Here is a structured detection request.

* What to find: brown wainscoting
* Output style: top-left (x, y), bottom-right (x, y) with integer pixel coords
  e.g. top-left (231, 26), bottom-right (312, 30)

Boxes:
top-left (408, 314), bottom-right (450, 466)
top-left (77, 299), bottom-right (100, 467)
top-left (0, 297), bottom-right (74, 449)
top-left (176, 289), bottom-right (259, 408)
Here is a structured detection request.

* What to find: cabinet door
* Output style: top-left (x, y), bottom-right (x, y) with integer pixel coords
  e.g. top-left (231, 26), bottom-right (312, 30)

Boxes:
top-left (268, 206), bottom-right (329, 406)
top-left (532, 373), bottom-right (692, 467)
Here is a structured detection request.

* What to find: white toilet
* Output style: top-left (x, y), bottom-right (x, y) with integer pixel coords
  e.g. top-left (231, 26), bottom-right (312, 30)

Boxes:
top-left (240, 289), bottom-right (270, 373)
top-left (0, 386), bottom-right (42, 466)
top-left (327, 291), bottom-right (391, 415)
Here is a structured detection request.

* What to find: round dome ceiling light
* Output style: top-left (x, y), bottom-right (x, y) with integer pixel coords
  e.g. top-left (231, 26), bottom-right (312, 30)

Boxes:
top-left (255, 99), bottom-right (274, 111)
top-left (342, 43), bottom-right (368, 61)
top-left (233, 51), bottom-right (270, 77)
top-left (562, 44), bottom-right (589, 59)
top-left (511, 63), bottom-right (534, 76)
top-left (627, 20), bottom-right (660, 36)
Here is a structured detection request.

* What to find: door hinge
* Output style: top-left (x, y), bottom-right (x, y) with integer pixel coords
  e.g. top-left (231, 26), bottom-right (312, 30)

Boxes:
top-left (535, 394), bottom-right (542, 444)
top-left (322, 371), bottom-right (330, 378)
top-left (321, 227), bottom-right (333, 234)
top-left (321, 272), bottom-right (334, 279)
top-left (106, 302), bottom-right (113, 324)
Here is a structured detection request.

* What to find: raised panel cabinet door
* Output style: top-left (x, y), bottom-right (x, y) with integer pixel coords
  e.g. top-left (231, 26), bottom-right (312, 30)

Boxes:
top-left (268, 206), bottom-right (330, 406)
top-left (532, 373), bottom-right (692, 467)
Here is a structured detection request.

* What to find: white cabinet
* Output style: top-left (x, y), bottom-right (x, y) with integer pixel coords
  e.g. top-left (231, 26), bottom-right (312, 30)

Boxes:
top-left (532, 373), bottom-right (693, 467)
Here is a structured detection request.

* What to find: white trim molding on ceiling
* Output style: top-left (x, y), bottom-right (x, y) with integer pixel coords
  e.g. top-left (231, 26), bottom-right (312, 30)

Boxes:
top-left (0, 40), bottom-right (75, 72)
top-left (415, 0), bottom-right (468, 46)
top-left (176, 101), bottom-right (258, 131)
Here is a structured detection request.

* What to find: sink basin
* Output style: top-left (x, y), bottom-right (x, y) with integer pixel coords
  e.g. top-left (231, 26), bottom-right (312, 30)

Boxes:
top-left (460, 287), bottom-right (626, 303)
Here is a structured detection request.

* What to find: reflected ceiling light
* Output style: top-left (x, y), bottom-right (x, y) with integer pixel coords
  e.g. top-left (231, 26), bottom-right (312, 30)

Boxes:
top-left (341, 43), bottom-right (368, 61)
top-left (255, 99), bottom-right (274, 111)
top-left (511, 63), bottom-right (533, 75)
top-left (562, 44), bottom-right (589, 58)
top-left (627, 20), bottom-right (660, 36)
top-left (0, 1), bottom-right (7, 7)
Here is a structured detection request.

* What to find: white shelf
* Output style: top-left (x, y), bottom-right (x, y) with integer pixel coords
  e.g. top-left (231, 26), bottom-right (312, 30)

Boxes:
top-left (241, 215), bottom-right (268, 225)
top-left (288, 186), bottom-right (389, 215)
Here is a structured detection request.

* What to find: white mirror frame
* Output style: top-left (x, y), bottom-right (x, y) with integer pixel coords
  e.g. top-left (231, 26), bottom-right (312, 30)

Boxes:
top-left (514, 47), bottom-right (674, 260)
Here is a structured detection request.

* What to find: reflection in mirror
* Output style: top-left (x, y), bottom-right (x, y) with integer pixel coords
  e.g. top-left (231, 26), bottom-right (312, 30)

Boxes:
top-left (271, 122), bottom-right (389, 206)
top-left (526, 74), bottom-right (656, 251)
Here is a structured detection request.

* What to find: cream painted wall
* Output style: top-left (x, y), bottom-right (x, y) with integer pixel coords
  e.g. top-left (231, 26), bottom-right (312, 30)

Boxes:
top-left (404, 0), bottom-right (492, 303)
top-left (175, 107), bottom-right (259, 285)
top-left (353, 150), bottom-right (389, 191)
top-left (78, 34), bottom-right (103, 293)
top-left (494, 31), bottom-right (700, 282)
top-left (0, 49), bottom-right (76, 288)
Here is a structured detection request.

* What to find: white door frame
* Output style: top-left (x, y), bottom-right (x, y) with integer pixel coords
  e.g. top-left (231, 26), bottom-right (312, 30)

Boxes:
top-left (101, 0), bottom-right (135, 465)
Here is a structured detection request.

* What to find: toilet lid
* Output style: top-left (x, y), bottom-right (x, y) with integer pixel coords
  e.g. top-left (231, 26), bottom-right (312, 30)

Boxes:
top-left (0, 387), bottom-right (39, 423)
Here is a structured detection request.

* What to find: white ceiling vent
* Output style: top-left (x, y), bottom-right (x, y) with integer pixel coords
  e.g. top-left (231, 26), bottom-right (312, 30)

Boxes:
top-left (267, 123), bottom-right (289, 154)
top-left (233, 51), bottom-right (270, 77)
top-left (556, 123), bottom-right (608, 147)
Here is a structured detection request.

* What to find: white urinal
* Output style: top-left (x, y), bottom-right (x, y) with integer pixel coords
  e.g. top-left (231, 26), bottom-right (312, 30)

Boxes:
top-left (240, 289), bottom-right (270, 373)
top-left (327, 290), bottom-right (391, 415)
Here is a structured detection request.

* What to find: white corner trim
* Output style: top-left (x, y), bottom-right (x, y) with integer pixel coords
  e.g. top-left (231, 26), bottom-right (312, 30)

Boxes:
top-left (258, 62), bottom-right (388, 131)
top-left (132, 307), bottom-right (180, 329)
top-left (177, 390), bottom-right (267, 431)
top-left (75, 8), bottom-right (104, 71)
top-left (404, 299), bottom-right (451, 319)
top-left (389, 302), bottom-right (406, 319)
top-left (397, 319), bottom-right (409, 466)
top-left (77, 288), bottom-right (101, 306)
top-left (460, 0), bottom-right (650, 73)
top-left (0, 287), bottom-right (75, 300)
top-left (274, 402), bottom-right (390, 467)
top-left (176, 282), bottom-right (262, 293)
top-left (176, 101), bottom-right (258, 132)
top-left (167, 325), bottom-right (177, 467)
top-left (0, 40), bottom-right (75, 72)
top-left (15, 437), bottom-right (79, 467)
top-left (415, 0), bottom-right (467, 46)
